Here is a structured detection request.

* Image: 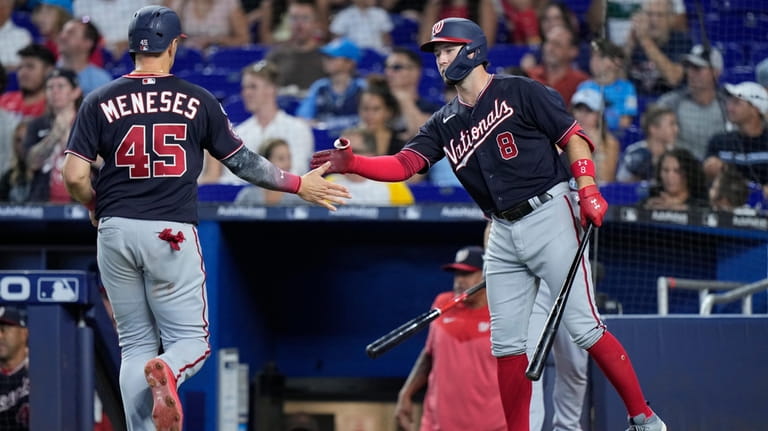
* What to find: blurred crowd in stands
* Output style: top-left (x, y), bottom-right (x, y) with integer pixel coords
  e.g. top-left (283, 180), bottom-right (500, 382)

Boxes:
top-left (0, 0), bottom-right (767, 213)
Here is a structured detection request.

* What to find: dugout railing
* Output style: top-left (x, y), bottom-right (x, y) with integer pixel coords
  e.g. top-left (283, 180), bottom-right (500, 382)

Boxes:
top-left (656, 277), bottom-right (752, 315)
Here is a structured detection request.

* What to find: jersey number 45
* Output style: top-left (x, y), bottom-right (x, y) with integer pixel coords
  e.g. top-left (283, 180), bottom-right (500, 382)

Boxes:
top-left (115, 124), bottom-right (188, 179)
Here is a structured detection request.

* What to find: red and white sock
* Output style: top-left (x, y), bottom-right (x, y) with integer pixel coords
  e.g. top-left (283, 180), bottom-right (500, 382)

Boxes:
top-left (496, 353), bottom-right (531, 431)
top-left (588, 331), bottom-right (653, 418)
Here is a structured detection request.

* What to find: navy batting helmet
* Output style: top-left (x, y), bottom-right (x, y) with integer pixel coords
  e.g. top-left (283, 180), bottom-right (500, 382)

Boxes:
top-left (420, 18), bottom-right (487, 84)
top-left (128, 6), bottom-right (186, 53)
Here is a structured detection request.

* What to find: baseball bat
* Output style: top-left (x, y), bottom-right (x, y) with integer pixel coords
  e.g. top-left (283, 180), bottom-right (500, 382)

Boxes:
top-left (526, 223), bottom-right (594, 381)
top-left (366, 280), bottom-right (487, 359)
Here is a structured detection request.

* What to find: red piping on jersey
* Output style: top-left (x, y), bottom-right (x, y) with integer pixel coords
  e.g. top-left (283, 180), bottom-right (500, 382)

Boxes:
top-left (123, 72), bottom-right (173, 78)
top-left (220, 142), bottom-right (245, 161)
top-left (564, 196), bottom-right (604, 329)
top-left (174, 226), bottom-right (211, 380)
top-left (555, 121), bottom-right (578, 149)
top-left (63, 149), bottom-right (97, 163)
top-left (574, 129), bottom-right (595, 152)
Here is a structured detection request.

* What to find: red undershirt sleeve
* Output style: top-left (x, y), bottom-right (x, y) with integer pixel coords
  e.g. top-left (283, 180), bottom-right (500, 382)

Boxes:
top-left (353, 150), bottom-right (428, 181)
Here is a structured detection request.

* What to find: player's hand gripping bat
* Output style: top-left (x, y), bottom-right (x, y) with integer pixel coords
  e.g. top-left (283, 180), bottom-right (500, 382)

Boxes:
top-left (366, 280), bottom-right (487, 359)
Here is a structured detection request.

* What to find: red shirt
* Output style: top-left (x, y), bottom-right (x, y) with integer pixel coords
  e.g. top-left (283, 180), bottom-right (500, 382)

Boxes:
top-left (501, 4), bottom-right (540, 44)
top-left (527, 66), bottom-right (589, 107)
top-left (0, 92), bottom-right (46, 118)
top-left (420, 292), bottom-right (505, 431)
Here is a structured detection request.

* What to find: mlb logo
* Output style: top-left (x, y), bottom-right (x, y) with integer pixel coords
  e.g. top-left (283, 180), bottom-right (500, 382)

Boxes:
top-left (139, 39), bottom-right (150, 51)
top-left (37, 277), bottom-right (79, 302)
top-left (142, 78), bottom-right (156, 85)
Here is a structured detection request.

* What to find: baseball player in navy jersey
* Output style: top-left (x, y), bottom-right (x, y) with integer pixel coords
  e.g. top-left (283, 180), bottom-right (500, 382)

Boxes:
top-left (312, 17), bottom-right (666, 431)
top-left (61, 6), bottom-right (349, 431)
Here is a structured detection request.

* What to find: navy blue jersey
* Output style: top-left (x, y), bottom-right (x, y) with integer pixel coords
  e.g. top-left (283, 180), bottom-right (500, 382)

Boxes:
top-left (405, 74), bottom-right (577, 216)
top-left (65, 73), bottom-right (244, 224)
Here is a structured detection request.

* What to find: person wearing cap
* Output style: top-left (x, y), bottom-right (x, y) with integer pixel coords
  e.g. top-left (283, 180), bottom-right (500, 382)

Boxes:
top-left (395, 245), bottom-right (506, 431)
top-left (56, 17), bottom-right (113, 95)
top-left (62, 6), bottom-right (349, 431)
top-left (571, 88), bottom-right (620, 183)
top-left (329, 0), bottom-right (393, 54)
top-left (577, 38), bottom-right (638, 135)
top-left (656, 44), bottom-right (729, 161)
top-left (625, 0), bottom-right (692, 96)
top-left (394, 245), bottom-right (589, 431)
top-left (295, 38), bottom-right (366, 137)
top-left (24, 67), bottom-right (82, 203)
top-left (703, 81), bottom-right (768, 189)
top-left (0, 305), bottom-right (30, 430)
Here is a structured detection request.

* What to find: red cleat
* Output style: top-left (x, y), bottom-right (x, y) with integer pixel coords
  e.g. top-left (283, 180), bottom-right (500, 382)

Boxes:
top-left (144, 358), bottom-right (183, 431)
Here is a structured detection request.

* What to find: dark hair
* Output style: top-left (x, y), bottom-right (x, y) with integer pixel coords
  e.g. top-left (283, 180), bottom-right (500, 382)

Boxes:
top-left (389, 46), bottom-right (422, 68)
top-left (653, 148), bottom-right (708, 201)
top-left (74, 17), bottom-right (102, 56)
top-left (712, 165), bottom-right (749, 209)
top-left (258, 138), bottom-right (289, 160)
top-left (590, 38), bottom-right (625, 61)
top-left (17, 43), bottom-right (56, 66)
top-left (538, 2), bottom-right (580, 39)
top-left (640, 104), bottom-right (675, 136)
top-left (362, 74), bottom-right (401, 118)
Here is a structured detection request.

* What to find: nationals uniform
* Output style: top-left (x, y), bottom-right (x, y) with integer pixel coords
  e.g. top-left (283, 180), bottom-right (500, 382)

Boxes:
top-left (63, 6), bottom-right (308, 431)
top-left (312, 17), bottom-right (666, 431)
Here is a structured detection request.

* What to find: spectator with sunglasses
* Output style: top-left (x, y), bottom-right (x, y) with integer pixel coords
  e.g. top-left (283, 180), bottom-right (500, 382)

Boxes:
top-left (56, 17), bottom-right (113, 95)
top-left (384, 47), bottom-right (441, 142)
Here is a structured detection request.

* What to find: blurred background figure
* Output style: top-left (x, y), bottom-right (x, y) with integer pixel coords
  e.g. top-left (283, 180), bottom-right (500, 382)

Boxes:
top-left (0, 119), bottom-right (32, 203)
top-left (0, 44), bottom-right (56, 119)
top-left (578, 38), bottom-right (638, 136)
top-left (616, 104), bottom-right (680, 183)
top-left (31, 0), bottom-right (73, 60)
top-left (264, 0), bottom-right (328, 96)
top-left (358, 75), bottom-right (404, 155)
top-left (418, 0), bottom-right (497, 48)
top-left (526, 24), bottom-right (589, 107)
top-left (624, 0), bottom-right (691, 97)
top-left (0, 305), bottom-right (30, 431)
top-left (213, 60), bottom-right (314, 184)
top-left (643, 147), bottom-right (708, 210)
top-left (74, 0), bottom-right (158, 59)
top-left (55, 17), bottom-right (112, 95)
top-left (0, 0), bottom-right (34, 70)
top-left (703, 82), bottom-right (768, 190)
top-left (656, 45), bottom-right (727, 161)
top-left (709, 165), bottom-right (750, 212)
top-left (498, 0), bottom-right (540, 46)
top-left (234, 138), bottom-right (305, 205)
top-left (162, 0), bottom-right (249, 51)
top-left (329, 0), bottom-right (393, 54)
top-left (571, 88), bottom-right (619, 183)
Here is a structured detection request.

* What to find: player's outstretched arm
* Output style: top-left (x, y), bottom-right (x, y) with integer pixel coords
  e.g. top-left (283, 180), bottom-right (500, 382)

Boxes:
top-left (310, 139), bottom-right (426, 181)
top-left (222, 147), bottom-right (350, 211)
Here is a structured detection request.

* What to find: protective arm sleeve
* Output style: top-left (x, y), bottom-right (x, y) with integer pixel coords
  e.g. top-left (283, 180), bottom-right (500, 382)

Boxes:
top-left (222, 147), bottom-right (301, 193)
top-left (352, 151), bottom-right (427, 182)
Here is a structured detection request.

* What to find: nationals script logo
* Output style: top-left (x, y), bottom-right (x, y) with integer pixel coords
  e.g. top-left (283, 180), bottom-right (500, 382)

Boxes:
top-left (432, 20), bottom-right (445, 36)
top-left (444, 99), bottom-right (514, 169)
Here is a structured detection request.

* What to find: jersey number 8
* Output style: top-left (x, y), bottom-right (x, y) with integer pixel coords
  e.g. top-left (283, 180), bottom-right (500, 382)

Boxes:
top-left (115, 124), bottom-right (188, 178)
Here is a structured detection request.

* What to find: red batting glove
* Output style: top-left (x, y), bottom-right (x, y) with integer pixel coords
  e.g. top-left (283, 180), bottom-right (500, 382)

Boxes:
top-left (309, 138), bottom-right (356, 174)
top-left (578, 184), bottom-right (607, 227)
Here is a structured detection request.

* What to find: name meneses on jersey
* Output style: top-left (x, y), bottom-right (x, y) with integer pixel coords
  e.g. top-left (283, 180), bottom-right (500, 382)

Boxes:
top-left (100, 91), bottom-right (200, 123)
top-left (444, 99), bottom-right (514, 169)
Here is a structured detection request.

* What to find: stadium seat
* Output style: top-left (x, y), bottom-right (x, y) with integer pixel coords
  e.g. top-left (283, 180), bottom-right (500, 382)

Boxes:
top-left (176, 70), bottom-right (241, 101)
top-left (205, 44), bottom-right (269, 74)
top-left (486, 44), bottom-right (538, 73)
top-left (171, 46), bottom-right (205, 74)
top-left (713, 42), bottom-right (747, 69)
top-left (619, 124), bottom-right (644, 152)
top-left (358, 48), bottom-right (386, 75)
top-left (390, 14), bottom-right (419, 46)
top-left (418, 67), bottom-right (445, 105)
top-left (222, 95), bottom-right (249, 125)
top-left (5, 71), bottom-right (17, 92)
top-left (11, 11), bottom-right (40, 41)
top-left (312, 127), bottom-right (334, 151)
top-left (721, 65), bottom-right (755, 84)
top-left (277, 94), bottom-right (301, 116)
